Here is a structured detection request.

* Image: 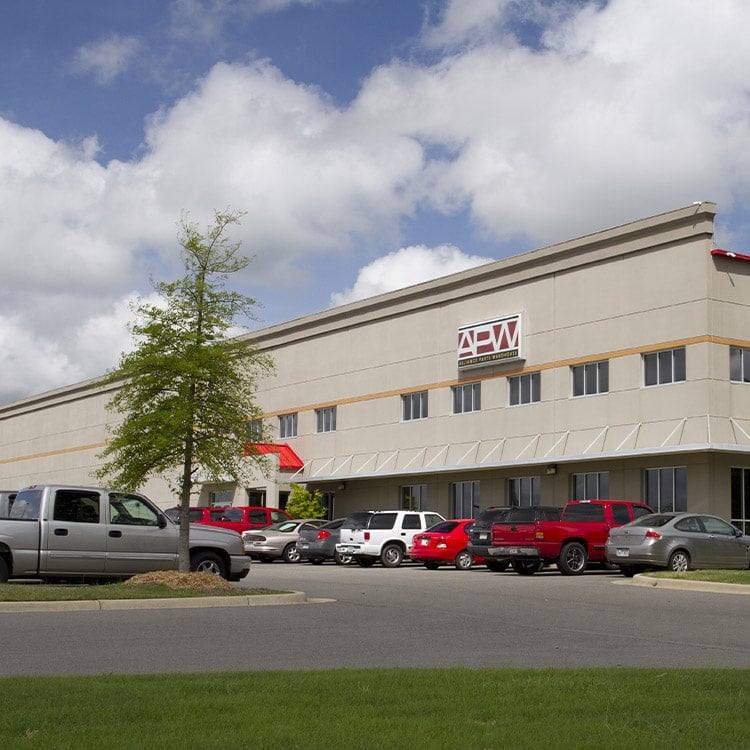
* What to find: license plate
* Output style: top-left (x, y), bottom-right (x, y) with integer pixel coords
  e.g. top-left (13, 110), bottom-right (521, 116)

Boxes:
top-left (616, 548), bottom-right (630, 557)
top-left (479, 532), bottom-right (488, 540)
top-left (299, 541), bottom-right (309, 548)
top-left (419, 539), bottom-right (429, 546)
top-left (340, 546), bottom-right (356, 554)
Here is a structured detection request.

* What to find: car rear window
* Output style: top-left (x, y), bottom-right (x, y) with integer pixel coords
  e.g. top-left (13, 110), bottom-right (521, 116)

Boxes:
top-left (627, 514), bottom-right (674, 528)
top-left (473, 508), bottom-right (510, 527)
top-left (426, 521), bottom-right (460, 533)
top-left (369, 513), bottom-right (397, 530)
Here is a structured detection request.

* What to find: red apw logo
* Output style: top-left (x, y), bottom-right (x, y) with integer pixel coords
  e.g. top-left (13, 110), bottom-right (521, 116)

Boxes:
top-left (457, 315), bottom-right (521, 366)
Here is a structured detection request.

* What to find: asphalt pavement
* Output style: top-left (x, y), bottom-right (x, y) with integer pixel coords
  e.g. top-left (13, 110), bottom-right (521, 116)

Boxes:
top-left (1, 563), bottom-right (748, 675)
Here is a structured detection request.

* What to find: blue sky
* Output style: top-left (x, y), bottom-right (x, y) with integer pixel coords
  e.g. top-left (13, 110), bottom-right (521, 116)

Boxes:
top-left (1, 0), bottom-right (749, 404)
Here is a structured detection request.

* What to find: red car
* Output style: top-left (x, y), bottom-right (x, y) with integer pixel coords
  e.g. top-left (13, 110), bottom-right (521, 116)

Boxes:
top-left (408, 519), bottom-right (484, 570)
top-left (165, 505), bottom-right (291, 533)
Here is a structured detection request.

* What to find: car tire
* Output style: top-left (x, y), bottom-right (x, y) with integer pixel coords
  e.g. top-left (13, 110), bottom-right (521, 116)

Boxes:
top-left (485, 559), bottom-right (509, 572)
top-left (356, 556), bottom-right (376, 567)
top-left (0, 557), bottom-right (8, 583)
top-left (282, 543), bottom-right (301, 563)
top-left (424, 562), bottom-right (440, 570)
top-left (381, 543), bottom-right (404, 568)
top-left (668, 549), bottom-right (690, 572)
top-left (454, 550), bottom-right (473, 570)
top-left (557, 542), bottom-right (588, 575)
top-left (512, 559), bottom-right (541, 575)
top-left (334, 550), bottom-right (353, 565)
top-left (190, 551), bottom-right (227, 579)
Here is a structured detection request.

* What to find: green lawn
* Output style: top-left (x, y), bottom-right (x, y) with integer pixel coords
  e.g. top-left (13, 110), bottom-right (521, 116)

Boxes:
top-left (1, 668), bottom-right (747, 749)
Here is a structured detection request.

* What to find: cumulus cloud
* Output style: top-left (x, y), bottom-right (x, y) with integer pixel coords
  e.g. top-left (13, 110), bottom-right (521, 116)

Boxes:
top-left (72, 34), bottom-right (142, 84)
top-left (330, 244), bottom-right (493, 306)
top-left (2, 0), bottom-right (750, 405)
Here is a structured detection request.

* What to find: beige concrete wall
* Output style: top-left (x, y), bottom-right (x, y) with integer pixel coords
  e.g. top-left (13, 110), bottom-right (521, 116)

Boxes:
top-left (1, 203), bottom-right (748, 521)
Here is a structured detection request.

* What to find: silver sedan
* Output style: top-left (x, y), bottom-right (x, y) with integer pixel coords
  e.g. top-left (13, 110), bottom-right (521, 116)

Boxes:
top-left (242, 519), bottom-right (326, 563)
top-left (606, 512), bottom-right (750, 576)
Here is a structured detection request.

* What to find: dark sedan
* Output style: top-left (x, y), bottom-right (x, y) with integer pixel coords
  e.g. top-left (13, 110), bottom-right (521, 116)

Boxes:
top-left (606, 512), bottom-right (750, 575)
top-left (296, 518), bottom-right (353, 565)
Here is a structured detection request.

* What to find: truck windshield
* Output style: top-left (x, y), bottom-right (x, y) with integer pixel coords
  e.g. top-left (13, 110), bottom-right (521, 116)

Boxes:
top-left (9, 489), bottom-right (42, 520)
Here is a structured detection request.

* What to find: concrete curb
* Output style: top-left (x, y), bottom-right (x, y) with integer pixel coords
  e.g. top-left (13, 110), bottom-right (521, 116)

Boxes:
top-left (617, 575), bottom-right (750, 595)
top-left (0, 590), bottom-right (309, 612)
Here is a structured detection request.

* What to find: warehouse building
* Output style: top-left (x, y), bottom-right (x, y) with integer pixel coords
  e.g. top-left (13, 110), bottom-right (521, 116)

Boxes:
top-left (1, 202), bottom-right (749, 530)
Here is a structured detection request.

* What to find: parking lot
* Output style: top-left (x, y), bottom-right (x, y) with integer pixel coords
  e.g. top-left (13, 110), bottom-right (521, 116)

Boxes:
top-left (2, 561), bottom-right (748, 676)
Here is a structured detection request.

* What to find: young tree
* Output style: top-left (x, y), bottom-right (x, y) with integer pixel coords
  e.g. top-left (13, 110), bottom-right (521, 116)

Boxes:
top-left (284, 482), bottom-right (327, 520)
top-left (96, 210), bottom-right (274, 572)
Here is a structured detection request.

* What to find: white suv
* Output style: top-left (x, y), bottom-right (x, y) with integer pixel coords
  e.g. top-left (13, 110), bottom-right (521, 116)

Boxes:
top-left (337, 510), bottom-right (445, 568)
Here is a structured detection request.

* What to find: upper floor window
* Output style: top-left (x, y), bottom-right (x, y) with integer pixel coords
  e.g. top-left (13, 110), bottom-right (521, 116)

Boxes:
top-left (730, 347), bottom-right (750, 383)
top-left (572, 361), bottom-right (609, 397)
top-left (278, 413), bottom-right (298, 439)
top-left (452, 382), bottom-right (481, 414)
top-left (245, 419), bottom-right (264, 441)
top-left (402, 391), bottom-right (428, 421)
top-left (315, 406), bottom-right (337, 433)
top-left (508, 476), bottom-right (540, 506)
top-left (509, 372), bottom-right (540, 406)
top-left (644, 466), bottom-right (687, 512)
top-left (644, 347), bottom-right (685, 386)
top-left (572, 472), bottom-right (610, 500)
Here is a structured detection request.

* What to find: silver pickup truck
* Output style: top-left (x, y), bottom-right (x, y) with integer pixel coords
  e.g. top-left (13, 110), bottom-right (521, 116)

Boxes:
top-left (0, 484), bottom-right (250, 582)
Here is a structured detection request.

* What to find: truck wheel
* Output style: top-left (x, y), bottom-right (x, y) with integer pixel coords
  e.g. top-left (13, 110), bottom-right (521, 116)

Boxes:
top-left (282, 543), bottom-right (301, 563)
top-left (381, 543), bottom-right (404, 568)
top-left (190, 551), bottom-right (227, 579)
top-left (454, 550), bottom-right (473, 570)
top-left (0, 557), bottom-right (9, 583)
top-left (557, 542), bottom-right (588, 575)
top-left (512, 559), bottom-right (541, 575)
top-left (668, 550), bottom-right (690, 572)
top-left (485, 560), bottom-right (509, 572)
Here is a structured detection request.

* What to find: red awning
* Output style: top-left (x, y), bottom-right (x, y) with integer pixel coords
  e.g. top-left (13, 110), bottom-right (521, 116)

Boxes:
top-left (246, 442), bottom-right (304, 471)
top-left (711, 248), bottom-right (750, 263)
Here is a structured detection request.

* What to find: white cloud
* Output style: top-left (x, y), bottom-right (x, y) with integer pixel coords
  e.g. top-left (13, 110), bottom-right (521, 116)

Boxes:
top-left (330, 244), bottom-right (492, 306)
top-left (72, 34), bottom-right (142, 84)
top-left (2, 0), bottom-right (750, 405)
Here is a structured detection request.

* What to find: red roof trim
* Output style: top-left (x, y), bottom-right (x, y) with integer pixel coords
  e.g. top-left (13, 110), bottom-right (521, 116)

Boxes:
top-left (245, 442), bottom-right (304, 471)
top-left (711, 248), bottom-right (750, 263)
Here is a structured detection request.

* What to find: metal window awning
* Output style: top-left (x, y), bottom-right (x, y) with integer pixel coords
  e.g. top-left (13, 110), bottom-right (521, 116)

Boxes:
top-left (289, 416), bottom-right (750, 483)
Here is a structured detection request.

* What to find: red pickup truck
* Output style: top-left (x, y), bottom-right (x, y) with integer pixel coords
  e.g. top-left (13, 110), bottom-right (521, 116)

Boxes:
top-left (488, 500), bottom-right (653, 575)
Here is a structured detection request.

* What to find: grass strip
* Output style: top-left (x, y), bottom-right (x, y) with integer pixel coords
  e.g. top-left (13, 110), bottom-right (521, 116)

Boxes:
top-left (645, 569), bottom-right (749, 585)
top-left (0, 668), bottom-right (747, 749)
top-left (0, 582), bottom-right (281, 601)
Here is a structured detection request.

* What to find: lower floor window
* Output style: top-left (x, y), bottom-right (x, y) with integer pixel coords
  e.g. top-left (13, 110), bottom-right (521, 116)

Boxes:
top-left (730, 467), bottom-right (750, 533)
top-left (451, 481), bottom-right (479, 517)
top-left (401, 485), bottom-right (427, 511)
top-left (644, 467), bottom-right (687, 512)
top-left (508, 476), bottom-right (540, 506)
top-left (572, 472), bottom-right (610, 500)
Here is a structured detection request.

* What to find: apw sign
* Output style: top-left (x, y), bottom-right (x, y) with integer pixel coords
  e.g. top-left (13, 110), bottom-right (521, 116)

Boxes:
top-left (457, 313), bottom-right (522, 369)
